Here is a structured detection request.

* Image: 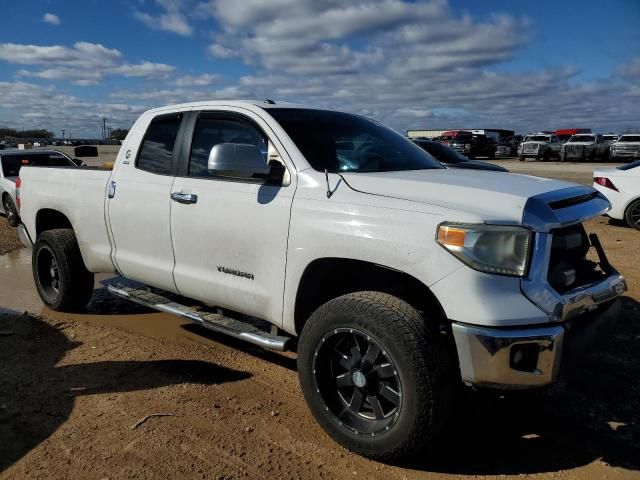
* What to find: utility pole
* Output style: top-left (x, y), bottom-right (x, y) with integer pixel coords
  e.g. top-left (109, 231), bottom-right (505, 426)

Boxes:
top-left (101, 117), bottom-right (108, 142)
top-left (61, 129), bottom-right (65, 140)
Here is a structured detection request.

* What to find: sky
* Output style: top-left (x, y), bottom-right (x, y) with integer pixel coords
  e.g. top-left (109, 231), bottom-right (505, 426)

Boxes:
top-left (0, 0), bottom-right (639, 138)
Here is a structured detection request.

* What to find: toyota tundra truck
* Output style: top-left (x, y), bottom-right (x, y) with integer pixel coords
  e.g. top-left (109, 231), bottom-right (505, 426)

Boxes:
top-left (15, 101), bottom-right (627, 460)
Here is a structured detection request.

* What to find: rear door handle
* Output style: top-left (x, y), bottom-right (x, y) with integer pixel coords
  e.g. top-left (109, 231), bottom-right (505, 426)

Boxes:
top-left (171, 192), bottom-right (198, 204)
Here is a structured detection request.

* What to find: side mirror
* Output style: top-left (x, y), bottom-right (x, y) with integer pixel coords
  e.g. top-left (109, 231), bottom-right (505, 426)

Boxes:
top-left (208, 143), bottom-right (284, 184)
top-left (266, 160), bottom-right (286, 184)
top-left (72, 158), bottom-right (84, 166)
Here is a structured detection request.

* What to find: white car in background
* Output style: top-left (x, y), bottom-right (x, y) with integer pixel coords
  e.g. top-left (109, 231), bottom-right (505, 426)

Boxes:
top-left (0, 149), bottom-right (78, 227)
top-left (593, 160), bottom-right (640, 230)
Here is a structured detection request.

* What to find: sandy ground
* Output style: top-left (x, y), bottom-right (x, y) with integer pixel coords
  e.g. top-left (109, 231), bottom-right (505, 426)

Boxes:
top-left (1, 159), bottom-right (639, 479)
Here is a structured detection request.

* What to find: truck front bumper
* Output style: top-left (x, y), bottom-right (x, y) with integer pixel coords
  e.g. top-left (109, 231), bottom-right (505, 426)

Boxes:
top-left (451, 288), bottom-right (624, 389)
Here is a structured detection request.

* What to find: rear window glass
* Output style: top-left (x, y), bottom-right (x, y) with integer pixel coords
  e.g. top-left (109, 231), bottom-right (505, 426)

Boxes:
top-left (617, 160), bottom-right (640, 171)
top-left (136, 114), bottom-right (182, 174)
top-left (1, 153), bottom-right (73, 177)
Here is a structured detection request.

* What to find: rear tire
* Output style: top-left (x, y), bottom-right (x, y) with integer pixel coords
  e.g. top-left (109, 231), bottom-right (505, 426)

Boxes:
top-left (518, 155), bottom-right (525, 162)
top-left (297, 291), bottom-right (455, 460)
top-left (625, 199), bottom-right (640, 231)
top-left (32, 229), bottom-right (94, 311)
top-left (3, 195), bottom-right (19, 228)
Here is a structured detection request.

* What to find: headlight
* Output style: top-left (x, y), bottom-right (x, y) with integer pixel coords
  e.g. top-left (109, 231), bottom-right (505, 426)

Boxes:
top-left (437, 223), bottom-right (532, 277)
top-left (464, 143), bottom-right (471, 152)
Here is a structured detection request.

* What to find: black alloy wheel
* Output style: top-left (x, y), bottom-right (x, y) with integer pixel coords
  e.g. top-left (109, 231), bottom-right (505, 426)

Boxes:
top-left (35, 244), bottom-right (61, 302)
top-left (313, 328), bottom-right (402, 436)
top-left (625, 199), bottom-right (640, 231)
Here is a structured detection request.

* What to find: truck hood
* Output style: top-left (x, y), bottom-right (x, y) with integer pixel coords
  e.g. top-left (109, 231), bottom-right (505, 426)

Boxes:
top-left (565, 142), bottom-right (595, 146)
top-left (341, 169), bottom-right (577, 224)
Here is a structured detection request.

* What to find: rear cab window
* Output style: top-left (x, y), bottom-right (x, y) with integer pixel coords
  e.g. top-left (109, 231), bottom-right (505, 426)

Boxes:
top-left (136, 114), bottom-right (183, 174)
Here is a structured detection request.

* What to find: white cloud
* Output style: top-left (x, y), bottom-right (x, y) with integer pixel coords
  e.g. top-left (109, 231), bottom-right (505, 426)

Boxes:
top-left (174, 73), bottom-right (220, 86)
top-left (616, 57), bottom-right (640, 84)
top-left (0, 81), bottom-right (147, 136)
top-left (208, 43), bottom-right (237, 59)
top-left (0, 42), bottom-right (174, 84)
top-left (42, 13), bottom-right (61, 26)
top-left (134, 0), bottom-right (193, 36)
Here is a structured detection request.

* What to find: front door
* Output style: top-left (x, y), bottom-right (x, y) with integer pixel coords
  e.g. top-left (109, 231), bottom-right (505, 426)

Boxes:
top-left (169, 110), bottom-right (294, 325)
top-left (108, 112), bottom-right (184, 292)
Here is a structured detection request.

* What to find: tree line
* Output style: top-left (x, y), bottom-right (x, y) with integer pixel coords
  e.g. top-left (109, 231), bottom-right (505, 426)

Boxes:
top-left (0, 128), bottom-right (55, 139)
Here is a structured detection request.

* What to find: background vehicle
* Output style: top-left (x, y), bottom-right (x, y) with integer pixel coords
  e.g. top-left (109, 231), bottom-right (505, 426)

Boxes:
top-left (438, 130), bottom-right (496, 159)
top-left (412, 139), bottom-right (507, 171)
top-left (594, 160), bottom-right (640, 230)
top-left (16, 101), bottom-right (626, 460)
top-left (518, 134), bottom-right (561, 161)
top-left (609, 134), bottom-right (640, 162)
top-left (560, 134), bottom-right (608, 162)
top-left (0, 149), bottom-right (77, 226)
top-left (555, 128), bottom-right (592, 143)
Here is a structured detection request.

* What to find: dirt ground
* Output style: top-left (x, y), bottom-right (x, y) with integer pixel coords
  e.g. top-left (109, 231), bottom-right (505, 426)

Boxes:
top-left (1, 159), bottom-right (639, 480)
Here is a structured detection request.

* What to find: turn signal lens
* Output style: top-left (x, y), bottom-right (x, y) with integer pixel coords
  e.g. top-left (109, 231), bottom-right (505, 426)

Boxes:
top-left (437, 226), bottom-right (466, 247)
top-left (15, 177), bottom-right (21, 210)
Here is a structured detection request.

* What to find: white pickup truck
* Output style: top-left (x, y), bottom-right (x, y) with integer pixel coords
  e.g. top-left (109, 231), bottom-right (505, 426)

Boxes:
top-left (16, 101), bottom-right (627, 460)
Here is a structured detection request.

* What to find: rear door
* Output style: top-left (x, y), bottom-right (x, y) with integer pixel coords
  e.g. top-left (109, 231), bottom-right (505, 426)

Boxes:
top-left (107, 112), bottom-right (186, 292)
top-left (169, 109), bottom-right (295, 325)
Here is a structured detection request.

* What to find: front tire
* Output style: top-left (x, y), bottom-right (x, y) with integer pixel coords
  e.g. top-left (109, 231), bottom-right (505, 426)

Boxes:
top-left (625, 199), bottom-right (640, 231)
top-left (518, 155), bottom-right (525, 161)
top-left (298, 291), bottom-right (455, 460)
top-left (33, 229), bottom-right (94, 311)
top-left (3, 195), bottom-right (19, 228)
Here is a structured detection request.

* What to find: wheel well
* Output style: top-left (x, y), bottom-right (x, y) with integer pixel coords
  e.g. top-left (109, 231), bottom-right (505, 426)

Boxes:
top-left (294, 258), bottom-right (447, 335)
top-left (36, 209), bottom-right (73, 236)
top-left (625, 196), bottom-right (640, 217)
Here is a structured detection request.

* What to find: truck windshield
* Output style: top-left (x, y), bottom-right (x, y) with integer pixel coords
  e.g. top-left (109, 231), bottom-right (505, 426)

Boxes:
top-left (569, 135), bottom-right (595, 142)
top-left (1, 153), bottom-right (74, 177)
top-left (268, 108), bottom-right (443, 173)
top-left (528, 136), bottom-right (550, 141)
top-left (620, 136), bottom-right (640, 142)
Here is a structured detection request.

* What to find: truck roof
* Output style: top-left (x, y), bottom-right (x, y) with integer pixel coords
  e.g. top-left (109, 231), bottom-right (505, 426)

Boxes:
top-left (142, 99), bottom-right (321, 116)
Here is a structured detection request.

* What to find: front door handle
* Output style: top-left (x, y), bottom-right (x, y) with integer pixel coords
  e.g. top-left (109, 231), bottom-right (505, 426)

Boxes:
top-left (171, 192), bottom-right (198, 204)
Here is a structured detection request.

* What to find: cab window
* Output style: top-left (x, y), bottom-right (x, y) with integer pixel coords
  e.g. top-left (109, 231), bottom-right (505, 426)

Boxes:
top-left (188, 116), bottom-right (267, 177)
top-left (136, 114), bottom-right (182, 174)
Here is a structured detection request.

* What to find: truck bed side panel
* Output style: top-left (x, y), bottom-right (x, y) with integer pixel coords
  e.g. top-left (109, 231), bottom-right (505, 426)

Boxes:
top-left (20, 167), bottom-right (115, 272)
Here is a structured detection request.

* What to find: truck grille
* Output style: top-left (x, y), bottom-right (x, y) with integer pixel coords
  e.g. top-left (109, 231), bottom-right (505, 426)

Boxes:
top-left (523, 144), bottom-right (539, 153)
top-left (547, 224), bottom-right (608, 293)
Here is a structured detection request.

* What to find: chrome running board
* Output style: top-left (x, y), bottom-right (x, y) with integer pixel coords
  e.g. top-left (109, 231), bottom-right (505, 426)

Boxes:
top-left (107, 284), bottom-right (292, 351)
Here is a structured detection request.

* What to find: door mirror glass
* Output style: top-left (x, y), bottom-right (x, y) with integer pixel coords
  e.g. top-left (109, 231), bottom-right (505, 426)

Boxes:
top-left (208, 143), bottom-right (282, 183)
